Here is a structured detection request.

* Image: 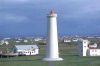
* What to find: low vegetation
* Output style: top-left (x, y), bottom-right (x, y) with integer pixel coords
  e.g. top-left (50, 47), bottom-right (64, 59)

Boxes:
top-left (0, 42), bottom-right (100, 66)
top-left (0, 38), bottom-right (100, 66)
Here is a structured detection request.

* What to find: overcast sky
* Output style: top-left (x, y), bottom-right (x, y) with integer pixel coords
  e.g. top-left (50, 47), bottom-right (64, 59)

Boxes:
top-left (0, 0), bottom-right (100, 37)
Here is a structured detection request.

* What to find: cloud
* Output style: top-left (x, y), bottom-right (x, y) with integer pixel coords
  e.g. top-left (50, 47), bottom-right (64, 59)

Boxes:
top-left (3, 0), bottom-right (30, 3)
top-left (0, 13), bottom-right (29, 23)
top-left (1, 0), bottom-right (100, 21)
top-left (58, 0), bottom-right (100, 20)
top-left (0, 0), bottom-right (100, 36)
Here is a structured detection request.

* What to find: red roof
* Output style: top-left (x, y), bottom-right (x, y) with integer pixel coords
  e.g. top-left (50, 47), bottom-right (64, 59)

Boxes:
top-left (64, 38), bottom-right (71, 40)
top-left (95, 42), bottom-right (100, 44)
top-left (89, 48), bottom-right (100, 49)
top-left (89, 42), bottom-right (100, 45)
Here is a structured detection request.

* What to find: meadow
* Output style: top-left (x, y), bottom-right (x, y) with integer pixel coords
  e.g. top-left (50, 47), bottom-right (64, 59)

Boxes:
top-left (0, 43), bottom-right (100, 66)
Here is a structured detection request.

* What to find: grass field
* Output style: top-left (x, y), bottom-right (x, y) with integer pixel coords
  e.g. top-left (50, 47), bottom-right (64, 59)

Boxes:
top-left (0, 44), bottom-right (100, 66)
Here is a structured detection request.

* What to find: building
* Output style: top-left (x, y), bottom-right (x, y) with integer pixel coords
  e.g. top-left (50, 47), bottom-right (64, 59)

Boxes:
top-left (23, 39), bottom-right (28, 43)
top-left (72, 38), bottom-right (78, 42)
top-left (78, 39), bottom-right (100, 56)
top-left (15, 41), bottom-right (20, 43)
top-left (4, 38), bottom-right (11, 40)
top-left (63, 37), bottom-right (71, 42)
top-left (87, 48), bottom-right (100, 56)
top-left (0, 40), bottom-right (9, 45)
top-left (34, 37), bottom-right (42, 41)
top-left (13, 45), bottom-right (39, 55)
top-left (21, 39), bottom-right (28, 43)
top-left (88, 43), bottom-right (97, 48)
top-left (5, 41), bottom-right (9, 45)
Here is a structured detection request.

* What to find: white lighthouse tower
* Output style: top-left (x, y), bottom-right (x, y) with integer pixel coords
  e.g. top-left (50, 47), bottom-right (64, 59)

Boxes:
top-left (78, 39), bottom-right (89, 56)
top-left (42, 10), bottom-right (63, 61)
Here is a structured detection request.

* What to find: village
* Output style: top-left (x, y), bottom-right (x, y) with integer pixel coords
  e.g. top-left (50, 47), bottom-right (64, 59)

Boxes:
top-left (0, 36), bottom-right (100, 57)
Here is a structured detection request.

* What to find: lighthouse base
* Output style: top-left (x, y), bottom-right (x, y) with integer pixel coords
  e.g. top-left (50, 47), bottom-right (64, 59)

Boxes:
top-left (42, 57), bottom-right (63, 61)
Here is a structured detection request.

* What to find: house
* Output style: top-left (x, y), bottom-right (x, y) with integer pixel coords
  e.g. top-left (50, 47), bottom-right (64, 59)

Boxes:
top-left (88, 43), bottom-right (97, 48)
top-left (4, 38), bottom-right (11, 40)
top-left (63, 37), bottom-right (71, 42)
top-left (34, 37), bottom-right (42, 41)
top-left (87, 48), bottom-right (100, 56)
top-left (72, 38), bottom-right (78, 42)
top-left (13, 45), bottom-right (39, 55)
top-left (41, 38), bottom-right (46, 43)
top-left (15, 38), bottom-right (28, 43)
top-left (15, 41), bottom-right (20, 43)
top-left (23, 39), bottom-right (28, 43)
top-left (78, 39), bottom-right (100, 56)
top-left (88, 43), bottom-right (100, 56)
top-left (5, 41), bottom-right (9, 45)
top-left (0, 40), bottom-right (4, 45)
top-left (0, 40), bottom-right (9, 45)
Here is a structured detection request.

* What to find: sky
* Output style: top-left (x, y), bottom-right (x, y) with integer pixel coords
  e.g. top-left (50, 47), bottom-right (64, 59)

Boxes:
top-left (0, 0), bottom-right (100, 37)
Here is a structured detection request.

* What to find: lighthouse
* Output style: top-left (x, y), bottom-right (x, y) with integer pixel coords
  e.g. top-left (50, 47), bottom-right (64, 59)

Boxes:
top-left (42, 10), bottom-right (63, 61)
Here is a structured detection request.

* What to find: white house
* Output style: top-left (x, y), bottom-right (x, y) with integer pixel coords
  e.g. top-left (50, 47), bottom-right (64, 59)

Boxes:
top-left (23, 39), bottom-right (28, 43)
top-left (5, 41), bottom-right (9, 45)
top-left (0, 40), bottom-right (9, 45)
top-left (15, 41), bottom-right (20, 43)
top-left (87, 49), bottom-right (100, 56)
top-left (63, 38), bottom-right (71, 42)
top-left (13, 45), bottom-right (39, 55)
top-left (78, 39), bottom-right (100, 56)
top-left (0, 40), bottom-right (4, 45)
top-left (34, 37), bottom-right (42, 41)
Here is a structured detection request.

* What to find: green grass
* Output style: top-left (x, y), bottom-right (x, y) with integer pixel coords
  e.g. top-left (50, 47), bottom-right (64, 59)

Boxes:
top-left (0, 44), bottom-right (100, 66)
